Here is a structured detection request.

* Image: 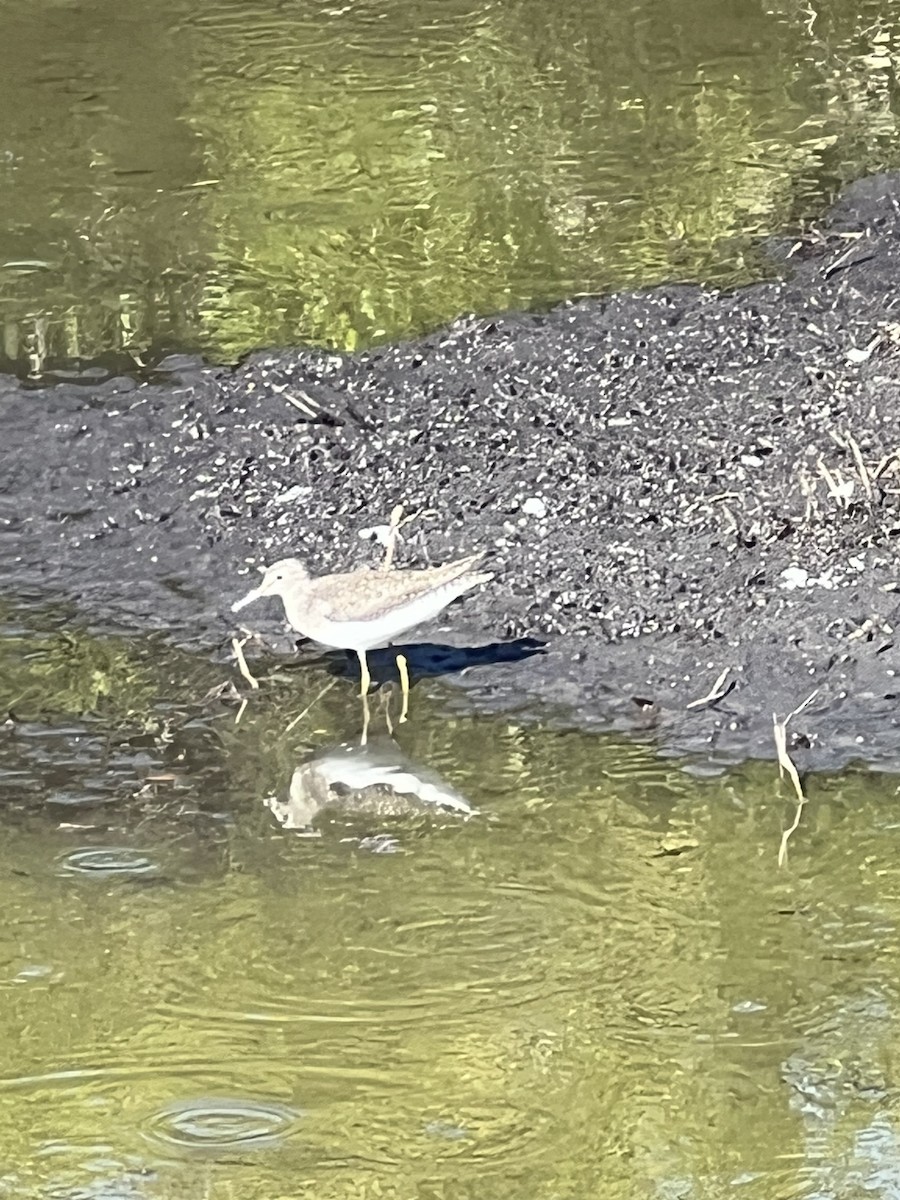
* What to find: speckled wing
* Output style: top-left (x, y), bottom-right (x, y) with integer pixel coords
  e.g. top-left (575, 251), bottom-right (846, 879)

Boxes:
top-left (310, 554), bottom-right (492, 624)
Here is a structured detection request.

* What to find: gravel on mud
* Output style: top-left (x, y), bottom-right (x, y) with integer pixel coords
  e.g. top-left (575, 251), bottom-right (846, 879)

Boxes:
top-left (3, 173), bottom-right (900, 770)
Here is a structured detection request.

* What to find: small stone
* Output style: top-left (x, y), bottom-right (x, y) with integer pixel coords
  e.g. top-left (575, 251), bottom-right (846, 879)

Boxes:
top-left (780, 566), bottom-right (809, 590)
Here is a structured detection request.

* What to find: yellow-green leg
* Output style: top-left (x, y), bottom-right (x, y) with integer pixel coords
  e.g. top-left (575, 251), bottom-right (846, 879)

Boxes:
top-left (396, 653), bottom-right (410, 724)
top-left (356, 649), bottom-right (371, 697)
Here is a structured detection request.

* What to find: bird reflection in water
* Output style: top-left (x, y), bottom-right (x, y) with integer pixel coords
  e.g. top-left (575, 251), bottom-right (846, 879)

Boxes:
top-left (263, 735), bottom-right (478, 838)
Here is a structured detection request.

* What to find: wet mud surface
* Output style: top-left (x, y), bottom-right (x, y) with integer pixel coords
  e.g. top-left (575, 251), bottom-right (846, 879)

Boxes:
top-left (3, 173), bottom-right (900, 770)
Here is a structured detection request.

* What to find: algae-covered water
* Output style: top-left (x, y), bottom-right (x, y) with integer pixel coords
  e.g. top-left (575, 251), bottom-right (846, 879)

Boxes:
top-left (2, 600), bottom-right (900, 1198)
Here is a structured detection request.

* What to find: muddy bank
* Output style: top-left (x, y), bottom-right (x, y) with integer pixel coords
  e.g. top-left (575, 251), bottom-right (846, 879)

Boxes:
top-left (3, 173), bottom-right (900, 770)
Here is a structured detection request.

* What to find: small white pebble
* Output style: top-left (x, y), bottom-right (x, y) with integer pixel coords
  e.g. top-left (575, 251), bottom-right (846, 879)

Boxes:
top-left (780, 566), bottom-right (809, 590)
top-left (522, 496), bottom-right (547, 518)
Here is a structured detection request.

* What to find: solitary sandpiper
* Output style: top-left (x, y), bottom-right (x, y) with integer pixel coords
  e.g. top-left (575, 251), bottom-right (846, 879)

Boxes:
top-left (231, 552), bottom-right (493, 714)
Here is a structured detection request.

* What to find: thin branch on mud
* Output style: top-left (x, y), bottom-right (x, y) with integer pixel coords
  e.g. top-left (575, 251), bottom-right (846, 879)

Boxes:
top-left (831, 429), bottom-right (873, 501)
top-left (823, 240), bottom-right (869, 280)
top-left (846, 433), bottom-right (872, 502)
top-left (874, 449), bottom-right (900, 484)
top-left (687, 667), bottom-right (731, 710)
top-left (280, 389), bottom-right (323, 419)
top-left (773, 689), bottom-right (819, 867)
top-left (816, 458), bottom-right (851, 508)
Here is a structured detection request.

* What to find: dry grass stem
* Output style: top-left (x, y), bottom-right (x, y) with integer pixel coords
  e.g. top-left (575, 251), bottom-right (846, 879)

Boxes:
top-left (774, 688), bottom-right (819, 867)
top-left (376, 504), bottom-right (442, 569)
top-left (831, 430), bottom-right (873, 501)
top-left (280, 389), bottom-right (322, 418)
top-left (846, 433), bottom-right (872, 501)
top-left (380, 504), bottom-right (406, 571)
top-left (816, 458), bottom-right (851, 508)
top-left (812, 434), bottom-right (900, 512)
top-left (687, 667), bottom-right (731, 710)
top-left (231, 636), bottom-right (260, 690)
top-left (874, 450), bottom-right (900, 483)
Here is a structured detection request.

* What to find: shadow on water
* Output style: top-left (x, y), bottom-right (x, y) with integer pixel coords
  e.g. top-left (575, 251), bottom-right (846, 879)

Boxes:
top-left (4, 597), bottom-right (900, 1198)
top-left (252, 635), bottom-right (547, 695)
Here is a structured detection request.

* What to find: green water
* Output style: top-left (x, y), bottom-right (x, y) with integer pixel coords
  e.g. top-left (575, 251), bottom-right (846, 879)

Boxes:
top-left (2, 0), bottom-right (900, 367)
top-left (2, 606), bottom-right (900, 1197)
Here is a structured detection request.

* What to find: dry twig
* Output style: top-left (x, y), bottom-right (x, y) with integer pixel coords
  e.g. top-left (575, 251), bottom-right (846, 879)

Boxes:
top-left (773, 689), bottom-right (819, 866)
top-left (687, 667), bottom-right (731, 710)
top-left (816, 458), bottom-right (851, 508)
top-left (381, 504), bottom-right (407, 571)
top-left (231, 636), bottom-right (260, 690)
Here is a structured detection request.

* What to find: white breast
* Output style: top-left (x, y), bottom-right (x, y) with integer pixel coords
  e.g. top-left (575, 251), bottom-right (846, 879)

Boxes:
top-left (302, 588), bottom-right (461, 651)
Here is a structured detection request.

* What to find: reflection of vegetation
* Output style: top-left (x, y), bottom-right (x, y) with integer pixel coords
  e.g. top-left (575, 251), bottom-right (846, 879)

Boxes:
top-left (0, 606), bottom-right (177, 720)
top-left (0, 629), bottom-right (150, 718)
top-left (193, 31), bottom-right (562, 354)
top-left (3, 0), bottom-right (900, 365)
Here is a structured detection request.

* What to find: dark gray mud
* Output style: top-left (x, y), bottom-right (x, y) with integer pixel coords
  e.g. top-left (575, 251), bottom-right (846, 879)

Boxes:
top-left (4, 174), bottom-right (900, 771)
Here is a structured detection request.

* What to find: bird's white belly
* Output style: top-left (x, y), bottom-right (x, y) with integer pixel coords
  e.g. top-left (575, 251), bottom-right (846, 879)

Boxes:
top-left (307, 590), bottom-right (455, 651)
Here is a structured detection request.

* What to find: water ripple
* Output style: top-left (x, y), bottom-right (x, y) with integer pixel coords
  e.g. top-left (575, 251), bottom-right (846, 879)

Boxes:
top-left (58, 847), bottom-right (159, 877)
top-left (143, 1095), bottom-right (300, 1154)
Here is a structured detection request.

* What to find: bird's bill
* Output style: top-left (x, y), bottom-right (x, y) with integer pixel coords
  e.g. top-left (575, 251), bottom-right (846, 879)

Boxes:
top-left (231, 564), bottom-right (272, 613)
top-left (232, 581), bottom-right (272, 613)
top-left (231, 588), bottom-right (261, 613)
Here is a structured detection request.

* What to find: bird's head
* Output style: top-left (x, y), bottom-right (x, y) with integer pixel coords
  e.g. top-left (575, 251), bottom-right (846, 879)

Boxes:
top-left (231, 558), bottom-right (311, 612)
